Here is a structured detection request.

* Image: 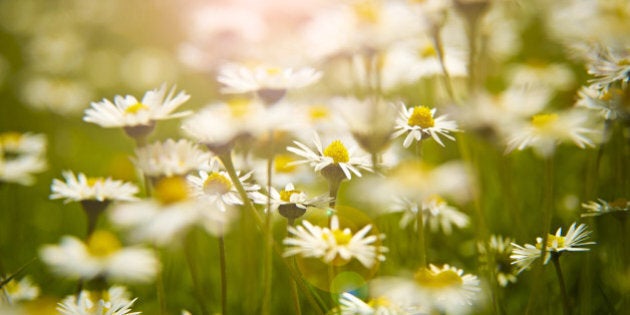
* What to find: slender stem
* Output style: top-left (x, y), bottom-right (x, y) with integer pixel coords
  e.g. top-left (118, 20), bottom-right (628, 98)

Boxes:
top-left (464, 15), bottom-right (479, 93)
top-left (155, 255), bottom-right (167, 315)
top-left (551, 254), bottom-right (571, 315)
top-left (430, 28), bottom-right (456, 101)
top-left (416, 207), bottom-right (427, 267)
top-left (185, 231), bottom-right (209, 315)
top-left (219, 152), bottom-right (264, 227)
top-left (219, 236), bottom-right (228, 315)
top-left (287, 220), bottom-right (302, 315)
top-left (262, 154), bottom-right (274, 315)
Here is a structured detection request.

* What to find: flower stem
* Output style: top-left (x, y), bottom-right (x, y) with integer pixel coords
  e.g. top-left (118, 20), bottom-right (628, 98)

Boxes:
top-left (551, 254), bottom-right (571, 315)
top-left (430, 28), bottom-right (455, 101)
top-left (261, 155), bottom-right (274, 315)
top-left (185, 230), bottom-right (209, 315)
top-left (219, 152), bottom-right (263, 227)
top-left (287, 220), bottom-right (302, 315)
top-left (219, 236), bottom-right (228, 315)
top-left (417, 207), bottom-right (427, 267)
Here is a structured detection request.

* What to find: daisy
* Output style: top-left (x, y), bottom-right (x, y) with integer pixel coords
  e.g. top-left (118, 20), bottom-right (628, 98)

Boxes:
top-left (39, 230), bottom-right (160, 283)
top-left (338, 292), bottom-right (408, 315)
top-left (392, 195), bottom-right (469, 235)
top-left (133, 139), bottom-right (212, 178)
top-left (83, 84), bottom-right (191, 135)
top-left (50, 171), bottom-right (139, 204)
top-left (217, 63), bottom-right (322, 104)
top-left (392, 104), bottom-right (459, 148)
top-left (477, 235), bottom-right (519, 287)
top-left (0, 153), bottom-right (47, 186)
top-left (582, 198), bottom-right (630, 218)
top-left (576, 85), bottom-right (626, 121)
top-left (585, 45), bottom-right (630, 91)
top-left (57, 286), bottom-right (139, 315)
top-left (287, 133), bottom-right (372, 180)
top-left (267, 182), bottom-right (332, 219)
top-left (510, 222), bottom-right (595, 273)
top-left (283, 215), bottom-right (387, 268)
top-left (0, 276), bottom-right (39, 305)
top-left (505, 109), bottom-right (598, 158)
top-left (110, 176), bottom-right (234, 246)
top-left (0, 132), bottom-right (47, 156)
top-left (371, 264), bottom-right (480, 314)
top-left (187, 160), bottom-right (266, 212)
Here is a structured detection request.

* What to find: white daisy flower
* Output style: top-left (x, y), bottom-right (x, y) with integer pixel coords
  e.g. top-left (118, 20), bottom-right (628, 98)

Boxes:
top-left (576, 85), bottom-right (626, 121)
top-left (110, 176), bottom-right (234, 246)
top-left (287, 133), bottom-right (372, 180)
top-left (371, 264), bottom-right (480, 314)
top-left (0, 154), bottom-right (47, 186)
top-left (505, 109), bottom-right (598, 158)
top-left (283, 215), bottom-right (387, 268)
top-left (511, 222), bottom-right (595, 273)
top-left (133, 139), bottom-right (212, 178)
top-left (57, 286), bottom-right (140, 315)
top-left (585, 45), bottom-right (630, 90)
top-left (187, 160), bottom-right (266, 212)
top-left (0, 276), bottom-right (39, 305)
top-left (83, 83), bottom-right (191, 128)
top-left (582, 198), bottom-right (630, 217)
top-left (50, 171), bottom-right (139, 204)
top-left (217, 63), bottom-right (322, 103)
top-left (0, 132), bottom-right (47, 156)
top-left (266, 183), bottom-right (332, 220)
top-left (392, 195), bottom-right (469, 235)
top-left (477, 235), bottom-right (519, 287)
top-left (392, 104), bottom-right (459, 148)
top-left (39, 230), bottom-right (160, 283)
top-left (339, 292), bottom-right (408, 315)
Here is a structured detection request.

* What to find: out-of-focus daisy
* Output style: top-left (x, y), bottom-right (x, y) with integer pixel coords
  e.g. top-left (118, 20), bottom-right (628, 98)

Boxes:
top-left (477, 235), bottom-right (519, 287)
top-left (50, 171), bottom-right (139, 204)
top-left (133, 139), bottom-right (212, 179)
top-left (83, 84), bottom-right (191, 137)
top-left (40, 230), bottom-right (160, 283)
top-left (267, 183), bottom-right (331, 220)
top-left (392, 195), bottom-right (469, 235)
top-left (392, 104), bottom-right (458, 148)
top-left (57, 285), bottom-right (139, 315)
top-left (0, 276), bottom-right (39, 305)
top-left (371, 264), bottom-right (480, 314)
top-left (287, 133), bottom-right (372, 180)
top-left (338, 292), bottom-right (408, 315)
top-left (585, 45), bottom-right (630, 91)
top-left (507, 61), bottom-right (575, 92)
top-left (511, 222), bottom-right (595, 273)
top-left (576, 86), bottom-right (626, 121)
top-left (284, 215), bottom-right (387, 268)
top-left (110, 176), bottom-right (234, 246)
top-left (582, 198), bottom-right (630, 218)
top-left (505, 109), bottom-right (598, 158)
top-left (0, 132), bottom-right (46, 156)
top-left (187, 160), bottom-right (266, 212)
top-left (217, 63), bottom-right (322, 104)
top-left (0, 131), bottom-right (47, 186)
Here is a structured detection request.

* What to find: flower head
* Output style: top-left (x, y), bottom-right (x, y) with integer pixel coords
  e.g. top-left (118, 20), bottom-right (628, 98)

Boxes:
top-left (50, 171), bottom-right (139, 204)
top-left (511, 222), bottom-right (595, 273)
top-left (83, 84), bottom-right (191, 129)
top-left (478, 235), bottom-right (519, 287)
top-left (0, 276), bottom-right (39, 305)
top-left (582, 198), bottom-right (630, 218)
top-left (133, 139), bottom-right (212, 178)
top-left (0, 131), bottom-right (47, 186)
top-left (392, 104), bottom-right (458, 148)
top-left (338, 292), bottom-right (407, 315)
top-left (392, 195), bottom-right (469, 234)
top-left (283, 215), bottom-right (387, 268)
top-left (57, 286), bottom-right (140, 315)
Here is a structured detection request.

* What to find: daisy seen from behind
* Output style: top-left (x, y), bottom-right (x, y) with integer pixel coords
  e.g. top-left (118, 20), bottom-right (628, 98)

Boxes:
top-left (39, 230), bottom-right (160, 284)
top-left (283, 215), bottom-right (387, 268)
top-left (392, 104), bottom-right (459, 148)
top-left (582, 197), bottom-right (630, 218)
top-left (510, 222), bottom-right (595, 273)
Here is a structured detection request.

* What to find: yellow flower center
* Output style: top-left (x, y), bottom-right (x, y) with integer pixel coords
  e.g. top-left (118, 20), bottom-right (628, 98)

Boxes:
top-left (124, 102), bottom-right (149, 114)
top-left (87, 230), bottom-right (122, 257)
top-left (367, 296), bottom-right (391, 308)
top-left (227, 97), bottom-right (252, 118)
top-left (531, 113), bottom-right (558, 128)
top-left (537, 234), bottom-right (566, 249)
top-left (279, 189), bottom-right (301, 202)
top-left (601, 88), bottom-right (622, 101)
top-left (427, 194), bottom-right (445, 204)
top-left (0, 132), bottom-right (22, 146)
top-left (309, 105), bottom-right (330, 121)
top-left (86, 177), bottom-right (103, 187)
top-left (323, 140), bottom-right (350, 164)
top-left (203, 172), bottom-right (232, 195)
top-left (4, 280), bottom-right (18, 294)
top-left (154, 176), bottom-right (189, 205)
top-left (419, 44), bottom-right (437, 58)
top-left (407, 106), bottom-right (435, 128)
top-left (265, 67), bottom-right (282, 75)
top-left (331, 229), bottom-right (352, 245)
top-left (274, 154), bottom-right (298, 173)
top-left (414, 268), bottom-right (463, 288)
top-left (353, 0), bottom-right (380, 24)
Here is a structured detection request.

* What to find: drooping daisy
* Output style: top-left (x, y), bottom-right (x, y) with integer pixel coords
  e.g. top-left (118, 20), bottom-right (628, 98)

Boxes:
top-left (582, 198), bottom-right (630, 218)
top-left (83, 84), bottom-right (191, 137)
top-left (110, 176), bottom-right (234, 246)
top-left (392, 195), bottom-right (469, 235)
top-left (0, 276), bottom-right (39, 305)
top-left (57, 285), bottom-right (139, 315)
top-left (338, 292), bottom-right (408, 315)
top-left (50, 171), bottom-right (139, 204)
top-left (477, 235), bottom-right (519, 287)
top-left (217, 63), bottom-right (322, 104)
top-left (287, 133), bottom-right (372, 180)
top-left (392, 104), bottom-right (459, 148)
top-left (371, 264), bottom-right (480, 314)
top-left (505, 109), bottom-right (598, 158)
top-left (133, 139), bottom-right (212, 178)
top-left (511, 222), bottom-right (595, 273)
top-left (283, 215), bottom-right (387, 268)
top-left (187, 160), bottom-right (266, 212)
top-left (39, 230), bottom-right (160, 283)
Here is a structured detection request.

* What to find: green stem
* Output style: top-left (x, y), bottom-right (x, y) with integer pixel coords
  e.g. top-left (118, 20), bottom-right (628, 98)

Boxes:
top-left (287, 220), bottom-right (302, 315)
top-left (551, 254), bottom-right (571, 315)
top-left (219, 236), bottom-right (227, 315)
top-left (430, 28), bottom-right (456, 101)
top-left (262, 155), bottom-right (274, 315)
top-left (185, 231), bottom-right (209, 315)
top-left (417, 207), bottom-right (427, 267)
